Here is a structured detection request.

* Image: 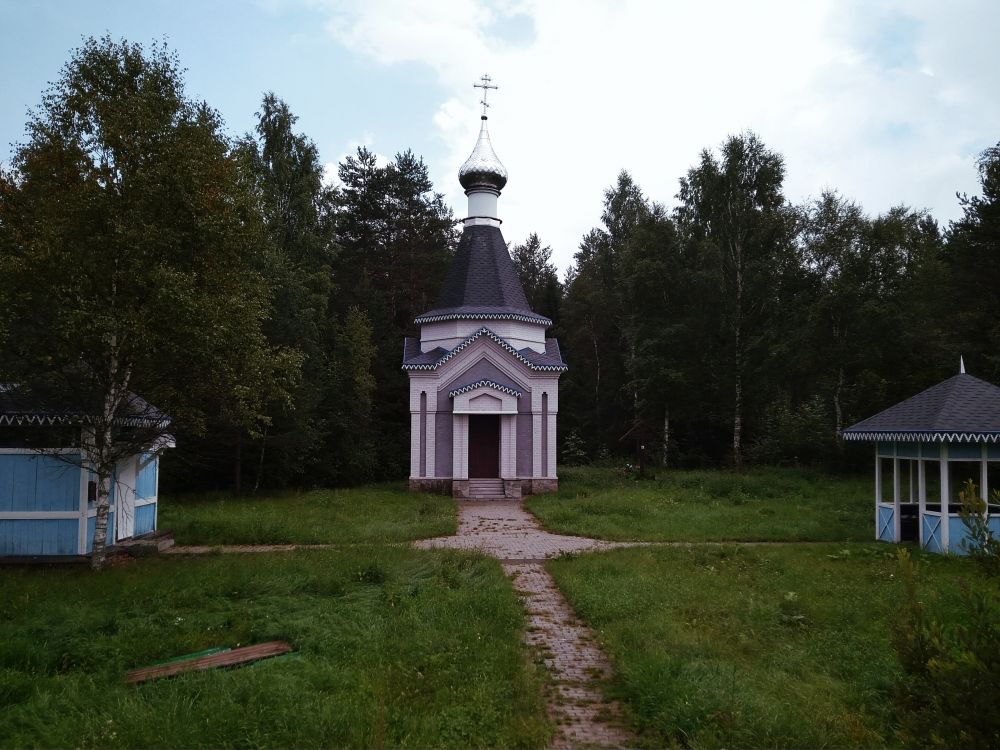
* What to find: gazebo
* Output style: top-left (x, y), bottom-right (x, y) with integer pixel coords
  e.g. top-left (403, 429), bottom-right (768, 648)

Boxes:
top-left (841, 364), bottom-right (1000, 553)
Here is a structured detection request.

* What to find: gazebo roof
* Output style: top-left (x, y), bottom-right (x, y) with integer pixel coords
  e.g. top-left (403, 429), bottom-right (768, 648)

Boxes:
top-left (414, 224), bottom-right (551, 326)
top-left (842, 373), bottom-right (1000, 443)
top-left (0, 384), bottom-right (170, 429)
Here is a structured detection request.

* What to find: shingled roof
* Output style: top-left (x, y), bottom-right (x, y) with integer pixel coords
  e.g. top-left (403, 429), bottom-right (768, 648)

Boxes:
top-left (0, 384), bottom-right (170, 428)
top-left (841, 373), bottom-right (1000, 442)
top-left (402, 328), bottom-right (567, 372)
top-left (414, 224), bottom-right (551, 325)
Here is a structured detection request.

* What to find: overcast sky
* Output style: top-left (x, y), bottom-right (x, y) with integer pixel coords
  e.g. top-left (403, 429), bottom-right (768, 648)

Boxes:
top-left (2, 0), bottom-right (998, 273)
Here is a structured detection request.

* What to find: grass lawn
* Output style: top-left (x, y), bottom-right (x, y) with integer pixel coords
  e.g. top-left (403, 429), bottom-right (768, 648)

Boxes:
top-left (0, 548), bottom-right (550, 748)
top-left (160, 484), bottom-right (455, 545)
top-left (527, 466), bottom-right (872, 541)
top-left (548, 543), bottom-right (994, 749)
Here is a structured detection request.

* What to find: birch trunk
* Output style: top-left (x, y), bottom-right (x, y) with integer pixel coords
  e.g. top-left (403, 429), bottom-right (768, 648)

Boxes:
top-left (662, 407), bottom-right (670, 467)
top-left (90, 335), bottom-right (130, 570)
top-left (732, 241), bottom-right (744, 470)
top-left (834, 365), bottom-right (845, 450)
top-left (91, 470), bottom-right (113, 570)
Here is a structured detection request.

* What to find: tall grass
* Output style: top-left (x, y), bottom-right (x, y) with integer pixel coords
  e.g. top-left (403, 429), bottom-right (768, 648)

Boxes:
top-left (548, 543), bottom-right (993, 748)
top-left (527, 466), bottom-right (872, 541)
top-left (0, 549), bottom-right (550, 748)
top-left (160, 484), bottom-right (455, 545)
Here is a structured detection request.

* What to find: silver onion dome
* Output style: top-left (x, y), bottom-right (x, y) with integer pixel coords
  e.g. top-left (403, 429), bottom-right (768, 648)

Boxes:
top-left (458, 116), bottom-right (507, 194)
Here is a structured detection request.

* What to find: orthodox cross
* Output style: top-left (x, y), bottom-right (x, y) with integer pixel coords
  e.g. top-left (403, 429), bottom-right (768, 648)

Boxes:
top-left (474, 74), bottom-right (498, 116)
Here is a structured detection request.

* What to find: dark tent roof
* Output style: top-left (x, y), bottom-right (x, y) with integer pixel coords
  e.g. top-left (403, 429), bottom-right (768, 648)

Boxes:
top-left (842, 373), bottom-right (1000, 442)
top-left (0, 384), bottom-right (170, 429)
top-left (414, 224), bottom-right (551, 325)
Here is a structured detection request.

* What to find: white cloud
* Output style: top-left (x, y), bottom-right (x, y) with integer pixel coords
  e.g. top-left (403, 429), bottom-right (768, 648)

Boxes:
top-left (314, 0), bottom-right (1000, 272)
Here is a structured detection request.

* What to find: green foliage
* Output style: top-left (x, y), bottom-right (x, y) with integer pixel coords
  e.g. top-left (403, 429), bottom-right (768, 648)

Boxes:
top-left (945, 142), bottom-right (1000, 382)
top-left (510, 232), bottom-right (562, 323)
top-left (892, 548), bottom-right (1000, 749)
top-left (957, 479), bottom-right (1000, 576)
top-left (0, 549), bottom-right (551, 748)
top-left (746, 395), bottom-right (834, 465)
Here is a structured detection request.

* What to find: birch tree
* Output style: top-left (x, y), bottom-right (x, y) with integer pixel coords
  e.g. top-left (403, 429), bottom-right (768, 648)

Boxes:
top-left (676, 133), bottom-right (790, 468)
top-left (0, 37), bottom-right (296, 568)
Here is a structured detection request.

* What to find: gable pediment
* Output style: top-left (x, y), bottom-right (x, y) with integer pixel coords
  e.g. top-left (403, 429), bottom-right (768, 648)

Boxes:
top-left (451, 383), bottom-right (518, 414)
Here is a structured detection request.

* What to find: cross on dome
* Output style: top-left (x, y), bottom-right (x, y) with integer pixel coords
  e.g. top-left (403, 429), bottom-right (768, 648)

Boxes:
top-left (474, 74), bottom-right (498, 118)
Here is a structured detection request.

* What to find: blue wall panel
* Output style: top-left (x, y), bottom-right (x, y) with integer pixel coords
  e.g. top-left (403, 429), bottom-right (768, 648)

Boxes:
top-left (877, 506), bottom-right (895, 542)
top-left (135, 503), bottom-right (156, 535)
top-left (923, 514), bottom-right (943, 553)
top-left (922, 443), bottom-right (940, 458)
top-left (136, 456), bottom-right (158, 499)
top-left (897, 442), bottom-right (919, 458)
top-left (0, 454), bottom-right (79, 512)
top-left (949, 516), bottom-right (972, 555)
top-left (0, 519), bottom-right (79, 555)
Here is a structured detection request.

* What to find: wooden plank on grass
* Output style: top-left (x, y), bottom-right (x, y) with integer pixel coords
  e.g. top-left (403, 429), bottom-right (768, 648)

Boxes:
top-left (127, 641), bottom-right (292, 684)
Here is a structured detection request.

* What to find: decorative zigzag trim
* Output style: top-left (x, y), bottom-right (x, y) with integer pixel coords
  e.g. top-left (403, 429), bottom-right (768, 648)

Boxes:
top-left (413, 311), bottom-right (553, 326)
top-left (448, 380), bottom-right (523, 399)
top-left (402, 326), bottom-right (568, 372)
top-left (842, 431), bottom-right (1000, 443)
top-left (0, 414), bottom-right (169, 428)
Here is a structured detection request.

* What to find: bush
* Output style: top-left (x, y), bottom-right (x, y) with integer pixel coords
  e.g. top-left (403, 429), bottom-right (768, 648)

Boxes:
top-left (958, 478), bottom-right (1000, 576)
top-left (892, 548), bottom-right (1000, 748)
top-left (559, 430), bottom-right (589, 465)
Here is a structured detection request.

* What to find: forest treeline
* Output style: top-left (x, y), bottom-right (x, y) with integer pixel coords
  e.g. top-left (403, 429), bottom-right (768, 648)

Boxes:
top-left (1, 38), bottom-right (998, 492)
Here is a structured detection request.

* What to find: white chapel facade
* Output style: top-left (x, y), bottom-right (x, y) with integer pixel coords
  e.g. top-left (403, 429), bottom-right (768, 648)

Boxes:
top-left (403, 87), bottom-right (566, 499)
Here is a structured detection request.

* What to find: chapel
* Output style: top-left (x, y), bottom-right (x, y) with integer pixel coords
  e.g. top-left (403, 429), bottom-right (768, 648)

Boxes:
top-left (403, 82), bottom-right (566, 499)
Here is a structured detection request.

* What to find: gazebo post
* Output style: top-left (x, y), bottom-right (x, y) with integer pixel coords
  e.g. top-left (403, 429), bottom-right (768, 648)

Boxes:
top-left (874, 448), bottom-right (882, 542)
top-left (917, 447), bottom-right (927, 548)
top-left (941, 443), bottom-right (950, 552)
top-left (981, 443), bottom-right (989, 503)
top-left (893, 455), bottom-right (902, 542)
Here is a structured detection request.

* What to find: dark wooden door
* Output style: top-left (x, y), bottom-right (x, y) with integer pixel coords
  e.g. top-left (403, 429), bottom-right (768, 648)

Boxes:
top-left (468, 414), bottom-right (501, 478)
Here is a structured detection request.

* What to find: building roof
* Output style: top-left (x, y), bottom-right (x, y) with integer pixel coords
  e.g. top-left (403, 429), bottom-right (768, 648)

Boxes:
top-left (0, 384), bottom-right (171, 429)
top-left (842, 373), bottom-right (1000, 442)
top-left (402, 328), bottom-right (567, 372)
top-left (414, 224), bottom-right (551, 326)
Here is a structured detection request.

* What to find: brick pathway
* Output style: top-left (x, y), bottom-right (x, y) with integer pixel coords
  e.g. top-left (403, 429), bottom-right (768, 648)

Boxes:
top-left (417, 501), bottom-right (640, 749)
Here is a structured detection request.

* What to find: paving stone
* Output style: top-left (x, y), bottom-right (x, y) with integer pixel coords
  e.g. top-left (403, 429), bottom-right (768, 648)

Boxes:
top-left (416, 500), bottom-right (640, 749)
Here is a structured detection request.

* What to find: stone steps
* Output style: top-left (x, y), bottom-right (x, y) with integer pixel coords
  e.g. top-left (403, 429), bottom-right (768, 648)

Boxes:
top-left (468, 478), bottom-right (505, 498)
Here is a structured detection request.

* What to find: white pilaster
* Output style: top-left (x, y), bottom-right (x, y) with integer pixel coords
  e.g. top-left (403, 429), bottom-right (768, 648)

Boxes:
top-left (501, 414), bottom-right (517, 479)
top-left (532, 413), bottom-right (542, 477)
top-left (453, 414), bottom-right (469, 480)
top-left (410, 413), bottom-right (421, 478)
top-left (546, 413), bottom-right (557, 478)
top-left (425, 412), bottom-right (436, 479)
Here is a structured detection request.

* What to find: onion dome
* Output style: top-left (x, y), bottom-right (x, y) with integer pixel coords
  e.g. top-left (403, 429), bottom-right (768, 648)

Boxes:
top-left (458, 116), bottom-right (508, 194)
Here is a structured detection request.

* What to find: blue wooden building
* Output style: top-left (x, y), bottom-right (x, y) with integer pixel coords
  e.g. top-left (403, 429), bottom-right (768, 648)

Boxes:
top-left (0, 386), bottom-right (170, 557)
top-left (842, 366), bottom-right (1000, 553)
